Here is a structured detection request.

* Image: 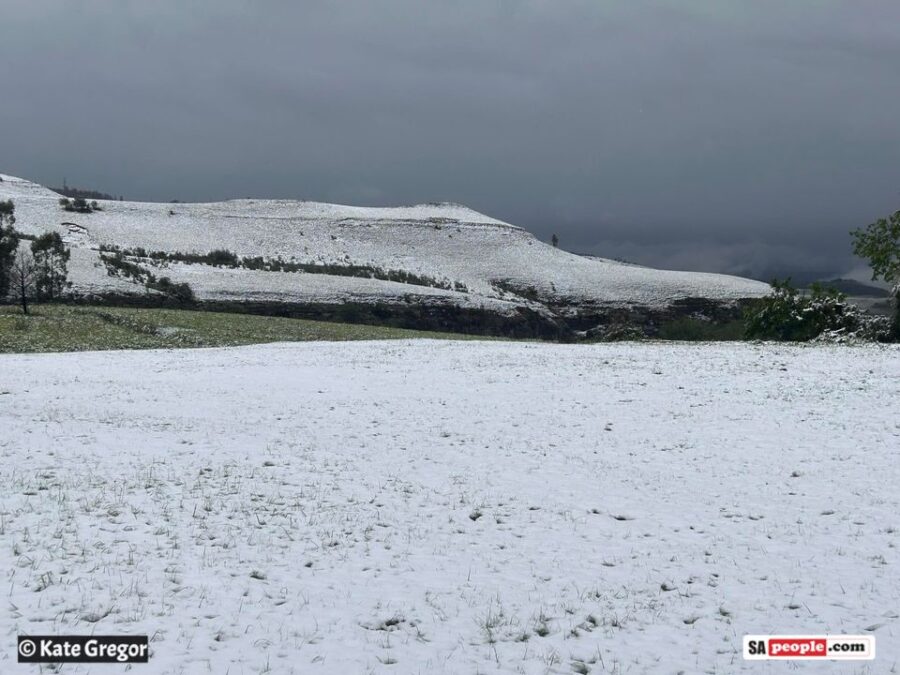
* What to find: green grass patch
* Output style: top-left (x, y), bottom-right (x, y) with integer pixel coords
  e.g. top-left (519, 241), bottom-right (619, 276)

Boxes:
top-left (656, 316), bottom-right (746, 341)
top-left (0, 304), bottom-right (489, 353)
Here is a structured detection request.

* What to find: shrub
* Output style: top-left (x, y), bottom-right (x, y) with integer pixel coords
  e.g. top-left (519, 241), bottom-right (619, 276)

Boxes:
top-left (100, 251), bottom-right (196, 305)
top-left (206, 249), bottom-right (240, 267)
top-left (583, 323), bottom-right (645, 342)
top-left (96, 245), bottom-right (463, 292)
top-left (149, 277), bottom-right (196, 305)
top-left (744, 279), bottom-right (889, 341)
top-left (101, 252), bottom-right (155, 284)
top-left (60, 197), bottom-right (96, 214)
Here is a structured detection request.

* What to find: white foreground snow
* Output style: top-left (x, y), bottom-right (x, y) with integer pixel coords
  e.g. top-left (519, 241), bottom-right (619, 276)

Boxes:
top-left (1, 341), bottom-right (898, 674)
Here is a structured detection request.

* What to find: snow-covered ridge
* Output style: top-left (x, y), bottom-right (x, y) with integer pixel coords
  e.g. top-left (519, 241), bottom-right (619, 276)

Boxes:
top-left (0, 174), bottom-right (513, 228)
top-left (0, 173), bottom-right (770, 312)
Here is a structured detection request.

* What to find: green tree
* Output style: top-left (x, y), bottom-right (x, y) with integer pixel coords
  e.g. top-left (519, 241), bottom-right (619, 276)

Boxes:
top-left (31, 231), bottom-right (71, 301)
top-left (0, 200), bottom-right (19, 300)
top-left (851, 210), bottom-right (900, 338)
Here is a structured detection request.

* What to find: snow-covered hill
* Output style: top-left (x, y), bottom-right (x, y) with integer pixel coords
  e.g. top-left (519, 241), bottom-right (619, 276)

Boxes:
top-left (0, 173), bottom-right (769, 318)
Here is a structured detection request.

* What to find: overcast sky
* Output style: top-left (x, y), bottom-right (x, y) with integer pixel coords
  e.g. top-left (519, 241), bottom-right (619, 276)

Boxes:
top-left (2, 0), bottom-right (899, 281)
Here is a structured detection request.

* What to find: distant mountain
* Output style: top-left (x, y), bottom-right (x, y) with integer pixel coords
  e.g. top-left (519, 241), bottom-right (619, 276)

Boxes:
top-left (811, 279), bottom-right (889, 298)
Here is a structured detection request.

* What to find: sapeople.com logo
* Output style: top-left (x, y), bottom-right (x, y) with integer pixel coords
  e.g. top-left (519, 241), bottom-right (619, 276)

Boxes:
top-left (743, 635), bottom-right (875, 660)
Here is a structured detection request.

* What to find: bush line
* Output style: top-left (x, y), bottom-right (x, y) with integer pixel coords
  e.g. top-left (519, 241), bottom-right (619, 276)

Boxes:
top-left (97, 245), bottom-right (468, 292)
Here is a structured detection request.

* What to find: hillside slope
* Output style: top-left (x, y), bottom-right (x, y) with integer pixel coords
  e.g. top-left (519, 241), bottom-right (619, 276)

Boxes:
top-left (0, 173), bottom-right (768, 328)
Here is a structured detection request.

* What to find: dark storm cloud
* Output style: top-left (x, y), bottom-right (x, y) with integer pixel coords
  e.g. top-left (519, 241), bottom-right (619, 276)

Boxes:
top-left (2, 0), bottom-right (899, 280)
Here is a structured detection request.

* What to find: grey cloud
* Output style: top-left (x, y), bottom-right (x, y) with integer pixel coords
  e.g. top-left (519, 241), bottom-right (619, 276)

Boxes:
top-left (1, 0), bottom-right (899, 281)
top-left (583, 239), bottom-right (855, 285)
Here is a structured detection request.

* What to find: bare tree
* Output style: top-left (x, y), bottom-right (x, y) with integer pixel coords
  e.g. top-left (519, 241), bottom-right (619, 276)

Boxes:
top-left (0, 199), bottom-right (17, 299)
top-left (10, 249), bottom-right (36, 315)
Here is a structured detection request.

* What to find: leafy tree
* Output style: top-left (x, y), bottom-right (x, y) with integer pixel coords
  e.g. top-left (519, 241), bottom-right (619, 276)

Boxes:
top-left (851, 210), bottom-right (900, 337)
top-left (0, 199), bottom-right (19, 299)
top-left (31, 232), bottom-right (71, 301)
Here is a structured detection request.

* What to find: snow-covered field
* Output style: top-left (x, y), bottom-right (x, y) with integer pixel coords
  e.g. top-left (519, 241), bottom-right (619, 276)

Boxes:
top-left (2, 341), bottom-right (897, 674)
top-left (0, 173), bottom-right (769, 310)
